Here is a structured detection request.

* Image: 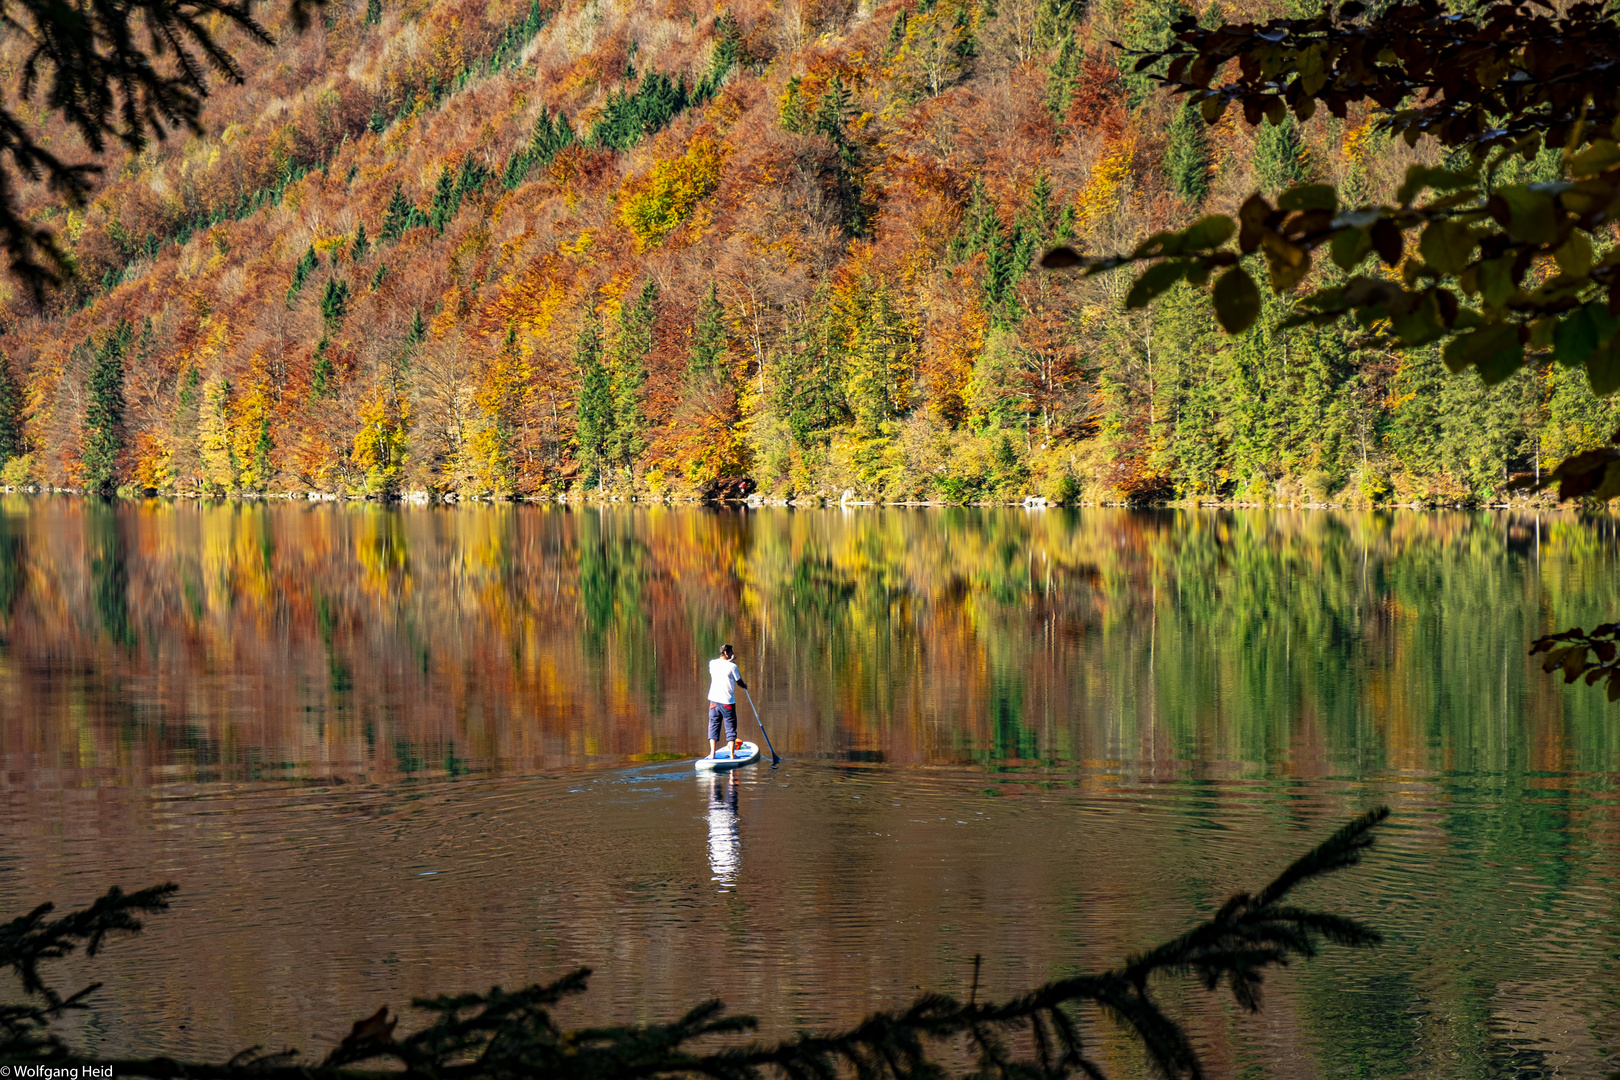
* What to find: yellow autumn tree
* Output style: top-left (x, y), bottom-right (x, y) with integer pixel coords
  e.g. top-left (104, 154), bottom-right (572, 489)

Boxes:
top-left (618, 135), bottom-right (726, 251)
top-left (197, 376), bottom-right (237, 494)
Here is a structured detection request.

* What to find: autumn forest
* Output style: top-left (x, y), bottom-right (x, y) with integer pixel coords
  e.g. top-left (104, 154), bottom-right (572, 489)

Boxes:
top-left (0, 0), bottom-right (1615, 505)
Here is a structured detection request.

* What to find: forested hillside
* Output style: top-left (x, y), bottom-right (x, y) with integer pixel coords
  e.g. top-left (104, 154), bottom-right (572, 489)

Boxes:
top-left (0, 0), bottom-right (1611, 504)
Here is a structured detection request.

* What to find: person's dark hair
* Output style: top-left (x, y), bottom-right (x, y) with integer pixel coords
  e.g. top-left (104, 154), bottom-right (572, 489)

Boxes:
top-left (720, 644), bottom-right (733, 659)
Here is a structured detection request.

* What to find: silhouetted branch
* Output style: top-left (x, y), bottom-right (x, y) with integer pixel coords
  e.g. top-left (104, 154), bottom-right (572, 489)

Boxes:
top-left (0, 811), bottom-right (1391, 1080)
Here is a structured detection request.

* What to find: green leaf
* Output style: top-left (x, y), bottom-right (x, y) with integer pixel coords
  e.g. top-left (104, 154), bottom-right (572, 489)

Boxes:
top-left (1588, 336), bottom-right (1620, 396)
top-left (1477, 256), bottom-right (1518, 309)
top-left (1418, 220), bottom-right (1476, 276)
top-left (1397, 164), bottom-right (1478, 206)
top-left (1126, 261), bottom-right (1188, 308)
top-left (1212, 266), bottom-right (1261, 334)
top-left (1443, 323), bottom-right (1523, 378)
top-left (1490, 187), bottom-right (1559, 245)
top-left (1389, 291), bottom-right (1446, 346)
top-left (1569, 139), bottom-right (1620, 178)
top-left (1554, 231), bottom-right (1594, 278)
top-left (1331, 227), bottom-right (1373, 272)
top-left (1554, 303), bottom-right (1619, 367)
top-left (1181, 215), bottom-right (1235, 250)
top-left (1278, 184), bottom-right (1337, 213)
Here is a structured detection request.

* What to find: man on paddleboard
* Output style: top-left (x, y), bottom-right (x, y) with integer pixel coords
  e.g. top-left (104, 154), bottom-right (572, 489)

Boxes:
top-left (708, 644), bottom-right (748, 757)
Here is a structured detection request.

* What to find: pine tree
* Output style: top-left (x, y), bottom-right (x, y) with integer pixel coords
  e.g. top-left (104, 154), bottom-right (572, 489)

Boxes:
top-left (1043, 31), bottom-right (1080, 122)
top-left (311, 341), bottom-right (337, 399)
top-left (0, 352), bottom-right (24, 464)
top-left (408, 309), bottom-right (427, 349)
top-left (429, 166), bottom-right (460, 233)
top-left (82, 322), bottom-right (132, 496)
top-left (687, 283), bottom-right (727, 386)
top-left (1164, 102), bottom-right (1211, 204)
top-left (608, 280), bottom-right (657, 472)
top-left (575, 315), bottom-right (612, 487)
top-left (286, 245), bottom-right (318, 306)
top-left (321, 278), bottom-right (350, 325)
top-left (380, 184), bottom-right (418, 242)
top-left (364, 0), bottom-right (381, 25)
top-left (1253, 115), bottom-right (1310, 195)
top-left (350, 221), bottom-right (369, 261)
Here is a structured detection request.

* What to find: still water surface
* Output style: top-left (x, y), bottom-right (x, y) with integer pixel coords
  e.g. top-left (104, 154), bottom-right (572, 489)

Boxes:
top-left (1, 499), bottom-right (1618, 1078)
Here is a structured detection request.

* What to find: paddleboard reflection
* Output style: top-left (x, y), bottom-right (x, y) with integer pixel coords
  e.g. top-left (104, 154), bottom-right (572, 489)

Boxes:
top-left (705, 774), bottom-right (740, 891)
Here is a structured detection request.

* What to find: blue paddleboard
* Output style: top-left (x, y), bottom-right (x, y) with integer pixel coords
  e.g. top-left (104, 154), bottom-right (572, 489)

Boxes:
top-left (696, 741), bottom-right (761, 771)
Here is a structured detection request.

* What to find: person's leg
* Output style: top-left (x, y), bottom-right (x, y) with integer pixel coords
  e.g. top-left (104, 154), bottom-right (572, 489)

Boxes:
top-left (707, 704), bottom-right (722, 756)
top-left (724, 704), bottom-right (740, 754)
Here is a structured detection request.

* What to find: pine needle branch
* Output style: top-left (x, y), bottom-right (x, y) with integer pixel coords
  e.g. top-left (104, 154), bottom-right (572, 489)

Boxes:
top-left (2, 812), bottom-right (1391, 1080)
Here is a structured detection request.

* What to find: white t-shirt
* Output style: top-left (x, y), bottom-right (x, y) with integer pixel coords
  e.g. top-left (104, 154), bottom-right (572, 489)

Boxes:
top-left (708, 657), bottom-right (741, 704)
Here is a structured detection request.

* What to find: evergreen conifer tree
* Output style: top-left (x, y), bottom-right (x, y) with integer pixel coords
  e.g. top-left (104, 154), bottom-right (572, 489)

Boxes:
top-left (1252, 115), bottom-right (1309, 195)
top-left (1044, 31), bottom-right (1080, 123)
top-left (320, 278), bottom-right (350, 326)
top-left (1164, 102), bottom-right (1211, 204)
top-left (687, 283), bottom-right (727, 386)
top-left (380, 184), bottom-right (418, 242)
top-left (429, 166), bottom-right (460, 233)
top-left (0, 352), bottom-right (24, 464)
top-left (350, 222), bottom-right (369, 261)
top-left (311, 342), bottom-right (337, 399)
top-left (82, 322), bottom-right (132, 496)
top-left (608, 281), bottom-right (657, 473)
top-left (574, 316), bottom-right (612, 488)
top-left (364, 0), bottom-right (381, 25)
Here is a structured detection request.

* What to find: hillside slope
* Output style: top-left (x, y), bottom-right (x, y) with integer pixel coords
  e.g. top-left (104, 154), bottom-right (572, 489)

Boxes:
top-left (0, 0), bottom-right (1612, 504)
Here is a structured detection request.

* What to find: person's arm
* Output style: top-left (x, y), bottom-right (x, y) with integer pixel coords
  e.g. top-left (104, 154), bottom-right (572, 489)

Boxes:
top-left (734, 663), bottom-right (747, 690)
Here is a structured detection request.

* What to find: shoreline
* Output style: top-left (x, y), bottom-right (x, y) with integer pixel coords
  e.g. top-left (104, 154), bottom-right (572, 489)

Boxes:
top-left (0, 484), bottom-right (1577, 513)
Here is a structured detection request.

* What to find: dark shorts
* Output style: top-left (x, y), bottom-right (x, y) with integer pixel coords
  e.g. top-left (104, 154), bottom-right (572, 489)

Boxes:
top-left (707, 703), bottom-right (738, 741)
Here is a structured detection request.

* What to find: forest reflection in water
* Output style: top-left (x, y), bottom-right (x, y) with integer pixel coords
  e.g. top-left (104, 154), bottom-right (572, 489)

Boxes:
top-left (0, 497), bottom-right (1616, 1079)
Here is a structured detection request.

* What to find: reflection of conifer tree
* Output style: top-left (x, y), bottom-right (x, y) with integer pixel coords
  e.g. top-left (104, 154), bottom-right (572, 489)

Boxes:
top-left (87, 501), bottom-right (134, 648)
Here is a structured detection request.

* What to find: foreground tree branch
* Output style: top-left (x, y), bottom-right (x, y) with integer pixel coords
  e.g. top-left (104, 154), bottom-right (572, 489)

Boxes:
top-left (0, 808), bottom-right (1391, 1080)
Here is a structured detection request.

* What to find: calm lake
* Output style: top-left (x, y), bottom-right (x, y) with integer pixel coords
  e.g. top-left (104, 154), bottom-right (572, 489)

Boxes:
top-left (1, 498), bottom-right (1617, 1078)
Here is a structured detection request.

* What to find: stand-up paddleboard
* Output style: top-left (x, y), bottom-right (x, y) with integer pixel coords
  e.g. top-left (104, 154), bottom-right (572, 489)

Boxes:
top-left (696, 741), bottom-right (761, 771)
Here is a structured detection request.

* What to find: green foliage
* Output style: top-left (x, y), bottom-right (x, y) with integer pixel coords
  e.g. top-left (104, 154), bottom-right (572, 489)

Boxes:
top-left (709, 8), bottom-right (745, 83)
top-left (349, 221), bottom-right (369, 261)
top-left (687, 283), bottom-right (727, 385)
top-left (311, 342), bottom-right (337, 400)
top-left (608, 281), bottom-right (658, 473)
top-left (0, 352), bottom-right (24, 464)
top-left (83, 321), bottom-right (132, 497)
top-left (503, 108), bottom-right (576, 189)
top-left (320, 277), bottom-right (350, 325)
top-left (364, 0), bottom-right (381, 25)
top-left (1044, 31), bottom-right (1079, 123)
top-left (777, 300), bottom-right (852, 448)
top-left (286, 245), bottom-right (318, 306)
top-left (1164, 102), bottom-right (1210, 204)
top-left (575, 315), bottom-right (611, 487)
top-left (429, 165), bottom-right (459, 233)
top-left (1251, 115), bottom-right (1308, 196)
top-left (0, 811), bottom-right (1389, 1080)
top-left (380, 184), bottom-right (426, 243)
top-left (590, 73), bottom-right (692, 151)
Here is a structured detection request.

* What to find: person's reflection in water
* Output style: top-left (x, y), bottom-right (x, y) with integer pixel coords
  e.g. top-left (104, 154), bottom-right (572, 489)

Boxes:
top-left (706, 774), bottom-right (740, 891)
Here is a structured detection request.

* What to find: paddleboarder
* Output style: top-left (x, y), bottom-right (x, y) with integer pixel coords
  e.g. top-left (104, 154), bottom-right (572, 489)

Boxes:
top-left (707, 644), bottom-right (749, 758)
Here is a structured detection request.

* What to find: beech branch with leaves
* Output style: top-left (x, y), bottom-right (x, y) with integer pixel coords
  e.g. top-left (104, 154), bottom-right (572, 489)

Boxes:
top-left (0, 809), bottom-right (1392, 1080)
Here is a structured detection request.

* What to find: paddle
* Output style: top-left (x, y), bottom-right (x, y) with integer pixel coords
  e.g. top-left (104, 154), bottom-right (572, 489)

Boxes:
top-left (742, 686), bottom-right (781, 766)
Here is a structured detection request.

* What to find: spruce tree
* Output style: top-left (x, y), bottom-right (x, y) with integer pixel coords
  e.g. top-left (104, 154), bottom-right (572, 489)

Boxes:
top-left (687, 283), bottom-right (727, 385)
top-left (1252, 115), bottom-right (1309, 195)
top-left (82, 322), bottom-right (132, 496)
top-left (1044, 31), bottom-right (1080, 123)
top-left (608, 281), bottom-right (657, 472)
top-left (0, 352), bottom-right (24, 464)
top-left (429, 166), bottom-right (459, 233)
top-left (380, 184), bottom-right (417, 242)
top-left (1164, 102), bottom-right (1211, 204)
top-left (350, 221), bottom-right (370, 261)
top-left (365, 0), bottom-right (381, 24)
top-left (574, 316), bottom-right (612, 487)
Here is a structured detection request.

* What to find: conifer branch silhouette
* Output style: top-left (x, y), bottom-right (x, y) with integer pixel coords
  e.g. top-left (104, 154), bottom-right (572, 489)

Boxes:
top-left (0, 810), bottom-right (1390, 1080)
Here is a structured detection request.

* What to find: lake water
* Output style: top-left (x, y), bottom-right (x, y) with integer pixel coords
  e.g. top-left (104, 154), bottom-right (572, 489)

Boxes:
top-left (1, 498), bottom-right (1617, 1078)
